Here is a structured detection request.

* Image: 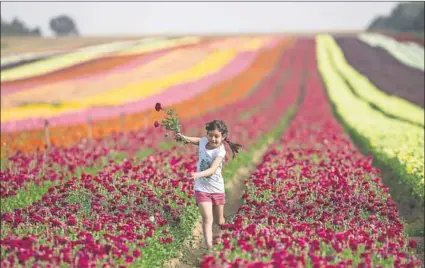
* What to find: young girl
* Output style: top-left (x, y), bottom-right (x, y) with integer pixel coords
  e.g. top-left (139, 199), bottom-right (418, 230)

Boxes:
top-left (176, 120), bottom-right (242, 250)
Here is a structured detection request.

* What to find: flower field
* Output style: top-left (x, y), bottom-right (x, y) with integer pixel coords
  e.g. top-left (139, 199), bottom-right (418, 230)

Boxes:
top-left (1, 34), bottom-right (424, 267)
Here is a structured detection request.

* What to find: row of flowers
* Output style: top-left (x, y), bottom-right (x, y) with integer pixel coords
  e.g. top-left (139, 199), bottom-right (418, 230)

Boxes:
top-left (386, 33), bottom-right (424, 47)
top-left (1, 46), bottom-right (239, 124)
top-left (358, 33), bottom-right (424, 71)
top-left (1, 37), bottom-right (202, 97)
top-left (317, 35), bottom-right (424, 202)
top-left (202, 47), bottom-right (422, 267)
top-left (2, 38), bottom-right (273, 118)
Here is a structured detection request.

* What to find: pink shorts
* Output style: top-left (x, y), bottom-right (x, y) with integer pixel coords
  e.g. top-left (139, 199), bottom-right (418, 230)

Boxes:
top-left (195, 191), bottom-right (226, 205)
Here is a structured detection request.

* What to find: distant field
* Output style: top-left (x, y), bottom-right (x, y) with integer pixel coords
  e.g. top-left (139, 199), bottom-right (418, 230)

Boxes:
top-left (1, 36), bottom-right (144, 56)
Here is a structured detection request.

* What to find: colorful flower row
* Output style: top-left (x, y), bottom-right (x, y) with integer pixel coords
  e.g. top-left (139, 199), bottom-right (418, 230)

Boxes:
top-left (203, 40), bottom-right (421, 267)
top-left (1, 38), bottom-right (276, 125)
top-left (0, 39), bottom-right (291, 154)
top-left (385, 33), bottom-right (424, 47)
top-left (1, 51), bottom-right (63, 69)
top-left (1, 39), bottom-right (204, 97)
top-left (317, 34), bottom-right (424, 201)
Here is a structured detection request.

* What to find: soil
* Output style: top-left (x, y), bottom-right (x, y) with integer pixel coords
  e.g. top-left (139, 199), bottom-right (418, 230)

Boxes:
top-left (411, 236), bottom-right (425, 266)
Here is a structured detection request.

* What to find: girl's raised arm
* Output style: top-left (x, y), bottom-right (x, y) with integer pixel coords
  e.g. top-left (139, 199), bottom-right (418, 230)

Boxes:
top-left (176, 133), bottom-right (201, 145)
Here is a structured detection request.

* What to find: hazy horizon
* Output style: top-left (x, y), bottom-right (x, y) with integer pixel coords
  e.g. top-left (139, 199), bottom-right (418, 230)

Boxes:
top-left (1, 1), bottom-right (399, 37)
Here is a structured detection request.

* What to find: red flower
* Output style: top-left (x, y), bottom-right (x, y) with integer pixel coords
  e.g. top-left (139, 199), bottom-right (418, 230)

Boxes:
top-left (155, 103), bottom-right (162, 111)
top-left (67, 217), bottom-right (76, 226)
top-left (408, 239), bottom-right (418, 249)
top-left (133, 249), bottom-right (141, 258)
top-left (154, 121), bottom-right (160, 128)
top-left (125, 255), bottom-right (134, 263)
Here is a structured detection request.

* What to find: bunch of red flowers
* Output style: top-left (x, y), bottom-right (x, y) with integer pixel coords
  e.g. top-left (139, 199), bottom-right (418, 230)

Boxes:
top-left (154, 103), bottom-right (187, 144)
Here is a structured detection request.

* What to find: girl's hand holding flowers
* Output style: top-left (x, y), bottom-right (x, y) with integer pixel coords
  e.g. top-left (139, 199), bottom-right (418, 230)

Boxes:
top-left (190, 172), bottom-right (201, 180)
top-left (153, 102), bottom-right (188, 144)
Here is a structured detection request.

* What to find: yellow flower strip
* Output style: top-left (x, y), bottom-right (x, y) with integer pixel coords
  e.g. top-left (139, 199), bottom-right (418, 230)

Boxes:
top-left (115, 36), bottom-right (201, 56)
top-left (1, 49), bottom-right (239, 123)
top-left (327, 35), bottom-right (424, 127)
top-left (317, 34), bottom-right (424, 200)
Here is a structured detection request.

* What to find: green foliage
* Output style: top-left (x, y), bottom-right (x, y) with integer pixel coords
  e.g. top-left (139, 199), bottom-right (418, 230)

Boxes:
top-left (1, 17), bottom-right (41, 36)
top-left (49, 15), bottom-right (79, 37)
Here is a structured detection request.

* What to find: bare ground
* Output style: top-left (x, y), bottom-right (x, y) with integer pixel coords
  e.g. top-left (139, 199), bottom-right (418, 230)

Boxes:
top-left (164, 137), bottom-right (275, 268)
top-left (411, 236), bottom-right (425, 266)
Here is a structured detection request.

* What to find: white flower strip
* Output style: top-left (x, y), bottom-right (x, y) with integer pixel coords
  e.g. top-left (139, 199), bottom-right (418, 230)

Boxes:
top-left (358, 33), bottom-right (424, 72)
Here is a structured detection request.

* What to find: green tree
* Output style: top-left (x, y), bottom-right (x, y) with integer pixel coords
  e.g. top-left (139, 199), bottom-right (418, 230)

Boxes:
top-left (49, 15), bottom-right (79, 36)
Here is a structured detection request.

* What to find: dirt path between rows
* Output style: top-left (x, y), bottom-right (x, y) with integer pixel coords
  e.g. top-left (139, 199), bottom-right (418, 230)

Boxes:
top-left (164, 137), bottom-right (274, 268)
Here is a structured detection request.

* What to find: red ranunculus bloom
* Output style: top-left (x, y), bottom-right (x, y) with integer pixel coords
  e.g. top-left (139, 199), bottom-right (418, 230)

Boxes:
top-left (155, 103), bottom-right (162, 111)
top-left (408, 239), bottom-right (418, 249)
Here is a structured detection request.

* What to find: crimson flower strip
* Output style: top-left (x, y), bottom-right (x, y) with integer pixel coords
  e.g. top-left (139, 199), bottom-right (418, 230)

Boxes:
top-left (202, 40), bottom-right (422, 267)
top-left (1, 129), bottom-right (153, 200)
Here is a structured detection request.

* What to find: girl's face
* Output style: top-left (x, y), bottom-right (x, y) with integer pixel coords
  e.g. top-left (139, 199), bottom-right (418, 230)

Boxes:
top-left (207, 129), bottom-right (225, 149)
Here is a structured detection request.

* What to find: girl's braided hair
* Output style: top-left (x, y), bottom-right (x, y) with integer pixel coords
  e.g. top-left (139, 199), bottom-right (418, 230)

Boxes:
top-left (205, 120), bottom-right (242, 159)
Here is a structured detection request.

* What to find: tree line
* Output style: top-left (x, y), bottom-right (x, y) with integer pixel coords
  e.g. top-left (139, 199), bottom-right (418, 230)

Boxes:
top-left (368, 2), bottom-right (424, 33)
top-left (1, 15), bottom-right (79, 37)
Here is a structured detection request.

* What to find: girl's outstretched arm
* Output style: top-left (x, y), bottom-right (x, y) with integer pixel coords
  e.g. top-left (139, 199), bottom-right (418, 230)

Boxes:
top-left (190, 156), bottom-right (224, 179)
top-left (176, 133), bottom-right (201, 145)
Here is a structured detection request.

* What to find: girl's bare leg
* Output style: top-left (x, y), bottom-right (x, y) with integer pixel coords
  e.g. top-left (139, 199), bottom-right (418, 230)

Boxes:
top-left (198, 202), bottom-right (214, 249)
top-left (213, 204), bottom-right (225, 226)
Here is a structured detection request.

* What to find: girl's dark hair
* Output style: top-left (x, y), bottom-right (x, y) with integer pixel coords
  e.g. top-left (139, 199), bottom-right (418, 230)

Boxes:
top-left (205, 120), bottom-right (242, 159)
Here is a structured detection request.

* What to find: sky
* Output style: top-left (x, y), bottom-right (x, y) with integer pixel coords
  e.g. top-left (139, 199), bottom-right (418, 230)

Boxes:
top-left (1, 1), bottom-right (400, 37)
